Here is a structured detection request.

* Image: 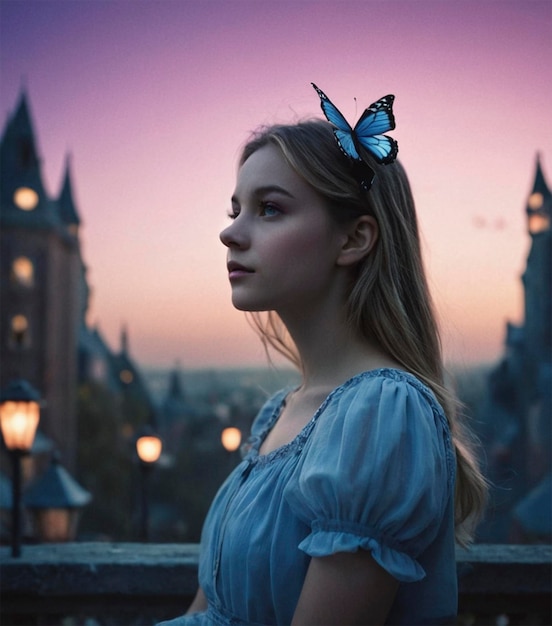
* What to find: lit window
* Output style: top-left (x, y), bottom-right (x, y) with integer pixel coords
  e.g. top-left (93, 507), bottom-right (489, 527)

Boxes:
top-left (10, 314), bottom-right (30, 348)
top-left (528, 212), bottom-right (550, 235)
top-left (13, 187), bottom-right (39, 211)
top-left (11, 257), bottom-right (34, 287)
top-left (528, 192), bottom-right (544, 210)
top-left (120, 369), bottom-right (134, 384)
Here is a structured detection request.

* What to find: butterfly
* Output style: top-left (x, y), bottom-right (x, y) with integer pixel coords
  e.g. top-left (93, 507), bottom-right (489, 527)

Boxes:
top-left (311, 83), bottom-right (398, 166)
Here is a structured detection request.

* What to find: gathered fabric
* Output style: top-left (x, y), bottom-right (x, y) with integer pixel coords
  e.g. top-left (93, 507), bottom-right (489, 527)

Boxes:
top-left (157, 368), bottom-right (458, 626)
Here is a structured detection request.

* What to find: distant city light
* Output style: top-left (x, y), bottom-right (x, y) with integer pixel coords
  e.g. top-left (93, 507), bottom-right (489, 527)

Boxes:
top-left (120, 369), bottom-right (134, 384)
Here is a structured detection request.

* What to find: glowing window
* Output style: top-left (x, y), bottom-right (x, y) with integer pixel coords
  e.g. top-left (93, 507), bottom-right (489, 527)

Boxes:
top-left (528, 212), bottom-right (550, 235)
top-left (13, 187), bottom-right (39, 211)
top-left (12, 257), bottom-right (34, 287)
top-left (10, 314), bottom-right (30, 348)
top-left (528, 192), bottom-right (543, 210)
top-left (120, 369), bottom-right (134, 384)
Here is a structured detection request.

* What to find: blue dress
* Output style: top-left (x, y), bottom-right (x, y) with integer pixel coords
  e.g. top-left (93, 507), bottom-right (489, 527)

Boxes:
top-left (159, 369), bottom-right (458, 625)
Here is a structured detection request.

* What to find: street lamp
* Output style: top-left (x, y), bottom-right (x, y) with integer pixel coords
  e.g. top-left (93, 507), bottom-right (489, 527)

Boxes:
top-left (24, 452), bottom-right (91, 542)
top-left (136, 430), bottom-right (162, 542)
top-left (136, 434), bottom-right (163, 464)
top-left (0, 379), bottom-right (41, 557)
top-left (221, 427), bottom-right (242, 453)
top-left (221, 427), bottom-right (242, 476)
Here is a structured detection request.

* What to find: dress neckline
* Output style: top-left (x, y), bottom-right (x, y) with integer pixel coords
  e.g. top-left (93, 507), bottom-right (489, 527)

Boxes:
top-left (248, 367), bottom-right (431, 465)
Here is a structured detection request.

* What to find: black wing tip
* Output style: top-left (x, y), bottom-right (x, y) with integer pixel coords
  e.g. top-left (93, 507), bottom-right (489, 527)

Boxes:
top-left (311, 83), bottom-right (325, 99)
top-left (380, 139), bottom-right (399, 165)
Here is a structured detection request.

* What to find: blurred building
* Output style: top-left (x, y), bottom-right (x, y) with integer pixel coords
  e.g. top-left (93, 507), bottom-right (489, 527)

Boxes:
top-left (1, 92), bottom-right (83, 470)
top-left (0, 91), bottom-right (153, 473)
top-left (477, 155), bottom-right (551, 542)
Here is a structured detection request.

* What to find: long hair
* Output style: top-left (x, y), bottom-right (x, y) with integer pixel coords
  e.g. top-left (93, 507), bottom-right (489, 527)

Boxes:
top-left (239, 119), bottom-right (487, 545)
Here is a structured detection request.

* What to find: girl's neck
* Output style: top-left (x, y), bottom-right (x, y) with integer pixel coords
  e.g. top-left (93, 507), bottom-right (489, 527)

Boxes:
top-left (279, 307), bottom-right (400, 394)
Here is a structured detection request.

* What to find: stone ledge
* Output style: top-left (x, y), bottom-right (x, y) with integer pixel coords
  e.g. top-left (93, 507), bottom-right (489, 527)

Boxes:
top-left (1, 543), bottom-right (551, 622)
top-left (1, 543), bottom-right (200, 596)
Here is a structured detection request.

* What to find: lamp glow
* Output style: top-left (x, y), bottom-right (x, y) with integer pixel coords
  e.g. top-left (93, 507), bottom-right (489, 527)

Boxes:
top-left (221, 427), bottom-right (242, 452)
top-left (0, 400), bottom-right (39, 451)
top-left (0, 379), bottom-right (42, 558)
top-left (136, 435), bottom-right (162, 463)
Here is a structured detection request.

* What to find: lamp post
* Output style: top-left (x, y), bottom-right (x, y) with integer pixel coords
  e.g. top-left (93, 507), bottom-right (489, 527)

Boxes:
top-left (136, 431), bottom-right (162, 542)
top-left (24, 452), bottom-right (91, 542)
top-left (0, 379), bottom-right (41, 557)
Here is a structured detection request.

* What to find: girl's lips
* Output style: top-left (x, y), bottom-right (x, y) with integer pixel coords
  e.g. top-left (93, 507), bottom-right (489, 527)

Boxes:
top-left (227, 261), bottom-right (254, 278)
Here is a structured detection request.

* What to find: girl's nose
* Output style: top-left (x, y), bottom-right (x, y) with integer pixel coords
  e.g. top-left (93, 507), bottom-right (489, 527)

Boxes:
top-left (220, 219), bottom-right (248, 249)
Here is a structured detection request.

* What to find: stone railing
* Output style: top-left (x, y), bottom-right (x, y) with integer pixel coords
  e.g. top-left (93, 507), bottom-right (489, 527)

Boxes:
top-left (1, 543), bottom-right (550, 625)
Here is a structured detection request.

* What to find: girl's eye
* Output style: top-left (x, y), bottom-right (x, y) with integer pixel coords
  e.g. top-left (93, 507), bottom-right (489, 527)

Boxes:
top-left (227, 206), bottom-right (240, 220)
top-left (260, 202), bottom-right (281, 217)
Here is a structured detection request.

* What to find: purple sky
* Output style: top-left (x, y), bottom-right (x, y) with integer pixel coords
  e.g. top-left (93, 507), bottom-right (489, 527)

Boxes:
top-left (1, 0), bottom-right (551, 370)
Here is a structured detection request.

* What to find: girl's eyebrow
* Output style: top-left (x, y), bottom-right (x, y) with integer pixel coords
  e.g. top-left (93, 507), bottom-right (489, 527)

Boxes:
top-left (231, 185), bottom-right (295, 204)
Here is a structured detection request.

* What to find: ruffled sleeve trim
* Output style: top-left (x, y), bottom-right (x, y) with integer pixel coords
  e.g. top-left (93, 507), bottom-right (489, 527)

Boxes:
top-left (298, 520), bottom-right (427, 583)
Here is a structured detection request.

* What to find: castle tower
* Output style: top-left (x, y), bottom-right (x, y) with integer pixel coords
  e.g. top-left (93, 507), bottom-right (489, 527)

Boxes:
top-left (522, 154), bottom-right (551, 367)
top-left (0, 92), bottom-right (83, 470)
top-left (520, 155), bottom-right (552, 487)
top-left (477, 154), bottom-right (552, 542)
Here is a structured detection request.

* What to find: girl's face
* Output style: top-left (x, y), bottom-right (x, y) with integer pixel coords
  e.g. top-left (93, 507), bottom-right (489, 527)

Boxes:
top-left (220, 144), bottom-right (349, 316)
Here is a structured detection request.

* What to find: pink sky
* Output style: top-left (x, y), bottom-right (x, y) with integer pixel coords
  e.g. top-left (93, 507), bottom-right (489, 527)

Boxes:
top-left (1, 0), bottom-right (551, 370)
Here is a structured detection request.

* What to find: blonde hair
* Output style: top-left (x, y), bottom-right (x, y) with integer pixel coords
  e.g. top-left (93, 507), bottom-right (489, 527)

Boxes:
top-left (239, 119), bottom-right (487, 545)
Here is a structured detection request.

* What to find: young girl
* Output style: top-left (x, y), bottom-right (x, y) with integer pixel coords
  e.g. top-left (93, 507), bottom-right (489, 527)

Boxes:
top-left (160, 85), bottom-right (486, 625)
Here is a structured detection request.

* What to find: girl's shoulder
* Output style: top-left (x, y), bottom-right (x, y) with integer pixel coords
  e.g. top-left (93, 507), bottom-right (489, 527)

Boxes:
top-left (311, 367), bottom-right (455, 475)
top-left (322, 367), bottom-right (445, 422)
top-left (284, 368), bottom-right (456, 579)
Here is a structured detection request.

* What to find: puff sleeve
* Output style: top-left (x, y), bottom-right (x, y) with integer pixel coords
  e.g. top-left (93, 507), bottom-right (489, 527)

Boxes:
top-left (283, 372), bottom-right (455, 582)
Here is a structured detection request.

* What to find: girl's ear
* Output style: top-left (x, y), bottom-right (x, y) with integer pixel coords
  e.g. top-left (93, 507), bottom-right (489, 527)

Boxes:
top-left (336, 215), bottom-right (378, 267)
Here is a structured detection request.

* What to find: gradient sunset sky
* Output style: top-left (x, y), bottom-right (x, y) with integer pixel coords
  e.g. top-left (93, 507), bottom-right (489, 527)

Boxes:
top-left (1, 0), bottom-right (551, 370)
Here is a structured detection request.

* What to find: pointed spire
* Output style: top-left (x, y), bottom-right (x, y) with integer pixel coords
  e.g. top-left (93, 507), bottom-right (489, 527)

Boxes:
top-left (121, 323), bottom-right (129, 355)
top-left (168, 362), bottom-right (185, 401)
top-left (58, 153), bottom-right (81, 227)
top-left (526, 153), bottom-right (551, 235)
top-left (1, 89), bottom-right (50, 218)
top-left (11, 89), bottom-right (36, 144)
top-left (530, 153), bottom-right (552, 200)
top-left (1, 90), bottom-right (41, 182)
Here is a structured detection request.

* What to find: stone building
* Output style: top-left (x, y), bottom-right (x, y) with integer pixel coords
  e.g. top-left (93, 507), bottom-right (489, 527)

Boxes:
top-left (1, 91), bottom-right (154, 472)
top-left (477, 155), bottom-right (551, 542)
top-left (1, 92), bottom-right (83, 470)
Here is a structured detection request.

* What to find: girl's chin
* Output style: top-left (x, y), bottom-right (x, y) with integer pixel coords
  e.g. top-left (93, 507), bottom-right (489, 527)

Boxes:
top-left (231, 298), bottom-right (271, 313)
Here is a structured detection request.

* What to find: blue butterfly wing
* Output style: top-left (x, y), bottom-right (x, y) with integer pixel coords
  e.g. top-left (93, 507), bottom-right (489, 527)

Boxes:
top-left (312, 83), bottom-right (350, 131)
top-left (312, 83), bottom-right (361, 160)
top-left (312, 83), bottom-right (398, 185)
top-left (354, 95), bottom-right (398, 164)
top-left (357, 134), bottom-right (398, 163)
top-left (355, 96), bottom-right (395, 135)
top-left (334, 129), bottom-right (361, 160)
